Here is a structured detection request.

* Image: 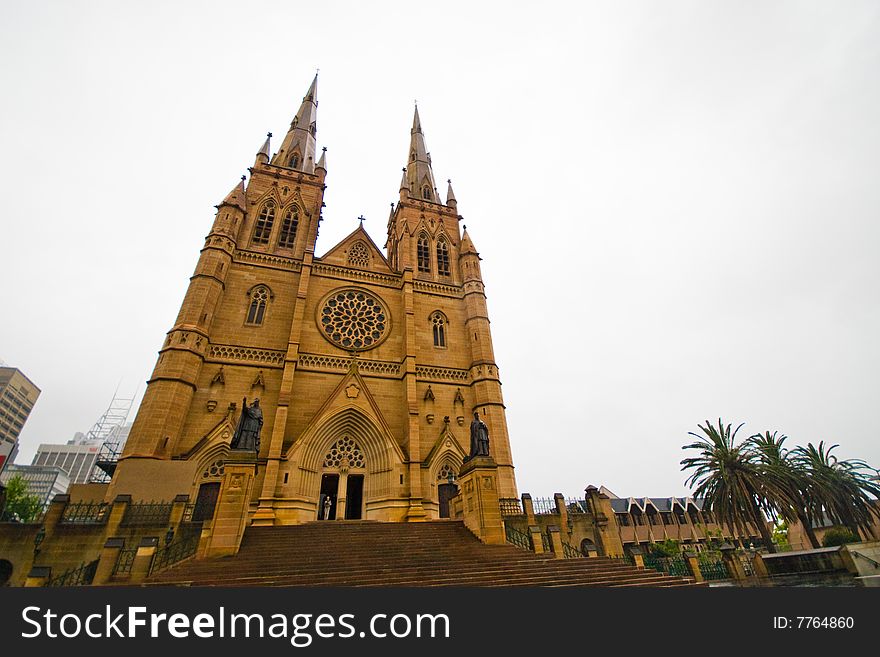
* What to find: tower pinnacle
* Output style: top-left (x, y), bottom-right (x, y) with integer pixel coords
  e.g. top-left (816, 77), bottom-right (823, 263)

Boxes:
top-left (403, 105), bottom-right (438, 203)
top-left (272, 74), bottom-right (319, 173)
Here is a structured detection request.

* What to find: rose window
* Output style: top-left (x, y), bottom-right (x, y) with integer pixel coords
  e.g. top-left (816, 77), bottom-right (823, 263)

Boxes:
top-left (437, 463), bottom-right (456, 481)
top-left (323, 437), bottom-right (365, 469)
top-left (319, 289), bottom-right (388, 350)
top-left (202, 459), bottom-right (225, 479)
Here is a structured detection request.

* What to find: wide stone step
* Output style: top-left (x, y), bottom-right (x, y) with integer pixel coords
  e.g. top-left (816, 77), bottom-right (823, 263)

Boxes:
top-left (146, 521), bottom-right (699, 588)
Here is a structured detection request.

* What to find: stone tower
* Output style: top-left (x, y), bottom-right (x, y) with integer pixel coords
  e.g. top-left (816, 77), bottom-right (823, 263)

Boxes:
top-left (110, 78), bottom-right (517, 524)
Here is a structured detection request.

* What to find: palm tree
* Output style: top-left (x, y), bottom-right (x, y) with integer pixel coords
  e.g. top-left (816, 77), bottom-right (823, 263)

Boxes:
top-left (748, 431), bottom-right (820, 549)
top-left (791, 442), bottom-right (880, 541)
top-left (681, 419), bottom-right (783, 553)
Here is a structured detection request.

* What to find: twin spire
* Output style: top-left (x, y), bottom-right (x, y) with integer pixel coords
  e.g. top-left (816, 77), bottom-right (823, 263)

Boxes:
top-left (253, 76), bottom-right (452, 208)
top-left (269, 74), bottom-right (319, 173)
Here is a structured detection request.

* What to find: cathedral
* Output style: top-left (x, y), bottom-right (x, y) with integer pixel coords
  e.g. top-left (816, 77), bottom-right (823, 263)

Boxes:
top-left (107, 75), bottom-right (518, 525)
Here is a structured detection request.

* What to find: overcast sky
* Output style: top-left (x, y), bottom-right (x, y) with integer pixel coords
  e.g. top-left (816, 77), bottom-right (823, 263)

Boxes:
top-left (2, 1), bottom-right (879, 499)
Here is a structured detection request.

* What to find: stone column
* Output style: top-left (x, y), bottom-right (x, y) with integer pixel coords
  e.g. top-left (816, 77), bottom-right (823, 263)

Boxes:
top-left (547, 525), bottom-right (565, 559)
top-left (336, 470), bottom-right (349, 521)
top-left (202, 453), bottom-right (258, 558)
top-left (529, 526), bottom-right (545, 555)
top-left (129, 537), bottom-right (159, 583)
top-left (455, 456), bottom-right (504, 544)
top-left (751, 550), bottom-right (770, 579)
top-left (554, 493), bottom-right (570, 536)
top-left (522, 493), bottom-right (536, 526)
top-left (24, 567), bottom-right (52, 587)
top-left (585, 485), bottom-right (624, 557)
top-left (93, 537), bottom-right (126, 585)
top-left (629, 546), bottom-right (645, 569)
top-left (683, 551), bottom-right (704, 583)
top-left (720, 544), bottom-right (747, 581)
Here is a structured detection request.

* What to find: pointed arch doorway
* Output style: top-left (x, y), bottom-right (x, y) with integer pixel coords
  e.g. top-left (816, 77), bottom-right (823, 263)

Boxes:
top-left (318, 436), bottom-right (366, 520)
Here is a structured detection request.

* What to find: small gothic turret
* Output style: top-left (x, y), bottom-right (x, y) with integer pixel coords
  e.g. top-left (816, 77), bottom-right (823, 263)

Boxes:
top-left (446, 179), bottom-right (457, 210)
top-left (272, 74), bottom-right (319, 173)
top-left (254, 133), bottom-right (271, 167)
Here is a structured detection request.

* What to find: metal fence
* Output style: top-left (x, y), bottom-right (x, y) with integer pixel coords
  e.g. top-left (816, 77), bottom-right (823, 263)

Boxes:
top-left (47, 560), bottom-right (98, 587)
top-left (562, 542), bottom-right (582, 559)
top-left (643, 554), bottom-right (690, 577)
top-left (697, 555), bottom-right (730, 581)
top-left (150, 534), bottom-right (200, 574)
top-left (531, 497), bottom-right (558, 515)
top-left (504, 523), bottom-right (532, 551)
top-left (60, 502), bottom-right (109, 525)
top-left (566, 498), bottom-right (588, 514)
top-left (121, 501), bottom-right (173, 527)
top-left (112, 548), bottom-right (138, 577)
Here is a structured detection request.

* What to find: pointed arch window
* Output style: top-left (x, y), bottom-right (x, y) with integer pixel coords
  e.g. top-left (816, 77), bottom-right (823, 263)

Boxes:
top-left (431, 311), bottom-right (447, 348)
top-left (436, 239), bottom-right (450, 277)
top-left (278, 206), bottom-right (299, 249)
top-left (417, 235), bottom-right (431, 273)
top-left (347, 241), bottom-right (370, 268)
top-left (252, 201), bottom-right (275, 244)
top-left (289, 153), bottom-right (300, 169)
top-left (246, 285), bottom-right (270, 325)
top-left (422, 186), bottom-right (432, 200)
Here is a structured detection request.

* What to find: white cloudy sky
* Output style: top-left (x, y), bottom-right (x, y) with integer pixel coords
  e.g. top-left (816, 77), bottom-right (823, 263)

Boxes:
top-left (2, 1), bottom-right (879, 498)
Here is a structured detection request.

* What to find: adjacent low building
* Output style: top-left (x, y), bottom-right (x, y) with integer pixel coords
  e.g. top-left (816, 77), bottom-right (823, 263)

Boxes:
top-left (0, 464), bottom-right (70, 506)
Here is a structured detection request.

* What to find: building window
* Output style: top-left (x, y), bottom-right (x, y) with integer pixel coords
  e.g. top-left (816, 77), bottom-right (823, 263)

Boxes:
top-left (246, 285), bottom-right (270, 325)
top-left (417, 235), bottom-right (431, 273)
top-left (436, 240), bottom-right (450, 276)
top-left (422, 186), bottom-right (431, 200)
top-left (323, 436), bottom-right (365, 469)
top-left (431, 311), bottom-right (447, 348)
top-left (252, 201), bottom-right (275, 244)
top-left (289, 153), bottom-right (300, 169)
top-left (347, 241), bottom-right (370, 268)
top-left (278, 207), bottom-right (298, 248)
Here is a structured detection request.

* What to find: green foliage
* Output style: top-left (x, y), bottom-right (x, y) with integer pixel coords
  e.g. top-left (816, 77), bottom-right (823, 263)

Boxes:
top-left (649, 539), bottom-right (681, 557)
top-left (822, 526), bottom-right (860, 547)
top-left (771, 521), bottom-right (791, 551)
top-left (1, 474), bottom-right (44, 522)
top-left (681, 419), bottom-right (780, 552)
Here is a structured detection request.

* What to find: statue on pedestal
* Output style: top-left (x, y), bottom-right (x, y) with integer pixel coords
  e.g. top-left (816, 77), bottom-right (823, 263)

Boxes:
top-left (467, 411), bottom-right (490, 460)
top-left (231, 398), bottom-right (263, 453)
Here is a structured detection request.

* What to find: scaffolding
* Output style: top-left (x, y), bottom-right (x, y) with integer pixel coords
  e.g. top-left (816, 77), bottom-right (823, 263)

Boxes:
top-left (87, 388), bottom-right (137, 483)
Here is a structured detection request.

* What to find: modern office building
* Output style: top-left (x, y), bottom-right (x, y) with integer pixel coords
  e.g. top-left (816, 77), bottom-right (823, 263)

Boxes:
top-left (0, 367), bottom-right (41, 475)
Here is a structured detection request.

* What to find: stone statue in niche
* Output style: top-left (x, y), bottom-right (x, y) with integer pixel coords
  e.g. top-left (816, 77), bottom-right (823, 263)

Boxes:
top-left (231, 398), bottom-right (263, 453)
top-left (467, 411), bottom-right (490, 460)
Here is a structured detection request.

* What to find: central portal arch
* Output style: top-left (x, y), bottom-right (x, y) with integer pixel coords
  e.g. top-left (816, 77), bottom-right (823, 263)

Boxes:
top-left (290, 406), bottom-right (405, 521)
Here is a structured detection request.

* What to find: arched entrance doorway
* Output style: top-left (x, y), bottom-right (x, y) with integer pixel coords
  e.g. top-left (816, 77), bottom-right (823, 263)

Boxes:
top-left (436, 463), bottom-right (459, 519)
top-left (319, 436), bottom-right (366, 520)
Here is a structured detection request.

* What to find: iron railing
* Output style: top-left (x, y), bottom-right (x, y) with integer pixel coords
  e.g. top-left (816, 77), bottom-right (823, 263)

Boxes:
top-left (532, 498), bottom-right (558, 515)
top-left (60, 502), bottom-right (109, 525)
top-left (150, 534), bottom-right (200, 574)
top-left (112, 548), bottom-right (138, 577)
top-left (697, 556), bottom-right (729, 581)
top-left (607, 553), bottom-right (636, 566)
top-left (505, 523), bottom-right (532, 551)
top-left (47, 560), bottom-right (98, 586)
top-left (644, 554), bottom-right (690, 577)
top-left (499, 498), bottom-right (523, 516)
top-left (562, 542), bottom-right (582, 559)
top-left (121, 501), bottom-right (173, 527)
top-left (541, 532), bottom-right (552, 553)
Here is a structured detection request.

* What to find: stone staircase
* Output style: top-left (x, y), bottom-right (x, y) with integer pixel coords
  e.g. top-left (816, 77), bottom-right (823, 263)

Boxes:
top-left (147, 520), bottom-right (700, 587)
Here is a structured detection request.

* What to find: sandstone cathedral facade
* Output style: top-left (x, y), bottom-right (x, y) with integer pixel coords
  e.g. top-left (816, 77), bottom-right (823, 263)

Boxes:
top-left (108, 75), bottom-right (518, 525)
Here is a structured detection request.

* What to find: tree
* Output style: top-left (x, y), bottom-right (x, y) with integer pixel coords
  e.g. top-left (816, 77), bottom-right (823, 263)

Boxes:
top-left (681, 419), bottom-right (783, 553)
top-left (1, 474), bottom-right (43, 522)
top-left (791, 442), bottom-right (880, 541)
top-left (748, 431), bottom-right (821, 549)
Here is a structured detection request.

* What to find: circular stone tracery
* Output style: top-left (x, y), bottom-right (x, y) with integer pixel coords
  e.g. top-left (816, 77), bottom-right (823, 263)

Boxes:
top-left (318, 289), bottom-right (389, 350)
